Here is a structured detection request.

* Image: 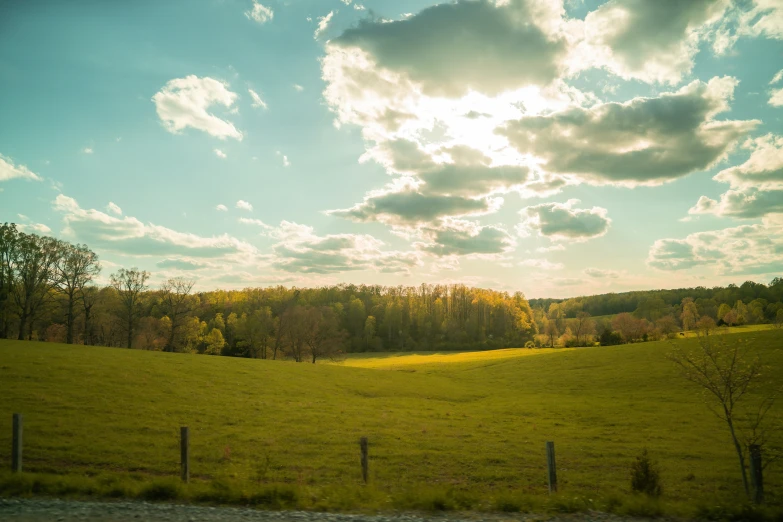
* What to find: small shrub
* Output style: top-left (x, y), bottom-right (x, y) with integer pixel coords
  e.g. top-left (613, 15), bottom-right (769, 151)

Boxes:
top-left (630, 449), bottom-right (662, 497)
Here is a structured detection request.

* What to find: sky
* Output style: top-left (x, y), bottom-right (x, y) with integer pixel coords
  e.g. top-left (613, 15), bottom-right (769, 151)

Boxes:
top-left (1, 0), bottom-right (782, 298)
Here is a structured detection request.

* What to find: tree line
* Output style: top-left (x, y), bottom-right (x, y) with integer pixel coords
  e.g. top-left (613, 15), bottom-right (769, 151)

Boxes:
top-left (530, 280), bottom-right (783, 347)
top-left (0, 224), bottom-right (537, 359)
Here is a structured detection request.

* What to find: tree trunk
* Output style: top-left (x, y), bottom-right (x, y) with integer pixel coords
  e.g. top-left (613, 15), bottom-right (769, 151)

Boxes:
top-left (127, 313), bottom-right (133, 349)
top-left (727, 416), bottom-right (750, 497)
top-left (17, 309), bottom-right (28, 341)
top-left (66, 295), bottom-right (75, 344)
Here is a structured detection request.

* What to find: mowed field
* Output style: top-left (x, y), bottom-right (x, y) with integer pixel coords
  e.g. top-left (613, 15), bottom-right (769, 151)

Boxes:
top-left (1, 329), bottom-right (782, 517)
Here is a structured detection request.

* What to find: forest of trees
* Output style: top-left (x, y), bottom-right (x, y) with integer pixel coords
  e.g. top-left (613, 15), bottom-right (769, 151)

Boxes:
top-left (2, 223), bottom-right (781, 357)
top-left (529, 279), bottom-right (783, 347)
top-left (0, 224), bottom-right (537, 360)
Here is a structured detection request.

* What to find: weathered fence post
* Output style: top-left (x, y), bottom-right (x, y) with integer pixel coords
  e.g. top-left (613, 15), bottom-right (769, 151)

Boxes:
top-left (750, 444), bottom-right (763, 504)
top-left (12, 414), bottom-right (22, 473)
top-left (359, 436), bottom-right (368, 483)
top-left (180, 427), bottom-right (189, 483)
top-left (546, 441), bottom-right (557, 494)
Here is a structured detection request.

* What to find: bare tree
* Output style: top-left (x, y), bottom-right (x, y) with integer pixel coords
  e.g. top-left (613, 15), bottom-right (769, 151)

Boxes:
top-left (54, 243), bottom-right (100, 344)
top-left (160, 277), bottom-right (195, 352)
top-left (303, 306), bottom-right (347, 363)
top-left (12, 233), bottom-right (63, 340)
top-left (110, 267), bottom-right (150, 348)
top-left (80, 285), bottom-right (100, 345)
top-left (668, 333), bottom-right (777, 498)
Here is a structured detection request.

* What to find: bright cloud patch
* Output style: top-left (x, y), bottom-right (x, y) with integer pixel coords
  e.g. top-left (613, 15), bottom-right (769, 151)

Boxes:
top-left (236, 200), bottom-right (253, 211)
top-left (575, 0), bottom-right (730, 84)
top-left (248, 88), bottom-right (268, 109)
top-left (0, 154), bottom-right (41, 182)
top-left (270, 221), bottom-right (420, 274)
top-left (690, 134), bottom-right (783, 219)
top-left (106, 202), bottom-right (122, 215)
top-left (152, 75), bottom-right (243, 140)
top-left (157, 258), bottom-right (208, 271)
top-left (501, 77), bottom-right (758, 186)
top-left (519, 258), bottom-right (564, 270)
top-left (584, 267), bottom-right (620, 278)
top-left (245, 1), bottom-right (273, 24)
top-left (648, 217), bottom-right (783, 275)
top-left (518, 199), bottom-right (611, 241)
top-left (53, 195), bottom-right (256, 259)
top-left (314, 11), bottom-right (334, 40)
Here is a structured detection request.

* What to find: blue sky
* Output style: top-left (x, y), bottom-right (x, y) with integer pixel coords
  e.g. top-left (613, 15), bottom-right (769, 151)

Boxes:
top-left (1, 0), bottom-right (782, 298)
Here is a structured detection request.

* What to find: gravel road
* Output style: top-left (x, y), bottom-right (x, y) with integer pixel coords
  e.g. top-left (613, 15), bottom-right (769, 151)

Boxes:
top-left (0, 498), bottom-right (665, 522)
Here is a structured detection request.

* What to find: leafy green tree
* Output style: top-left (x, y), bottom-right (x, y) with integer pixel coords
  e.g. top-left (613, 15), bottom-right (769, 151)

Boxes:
top-left (54, 243), bottom-right (100, 344)
top-left (680, 298), bottom-right (699, 331)
top-left (12, 233), bottom-right (63, 340)
top-left (160, 277), bottom-right (195, 352)
top-left (204, 327), bottom-right (226, 355)
top-left (363, 315), bottom-right (376, 350)
top-left (0, 223), bottom-right (19, 338)
top-left (110, 267), bottom-right (150, 348)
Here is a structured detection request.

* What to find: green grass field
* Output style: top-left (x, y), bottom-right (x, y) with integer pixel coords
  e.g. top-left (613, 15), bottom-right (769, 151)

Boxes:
top-left (1, 330), bottom-right (782, 519)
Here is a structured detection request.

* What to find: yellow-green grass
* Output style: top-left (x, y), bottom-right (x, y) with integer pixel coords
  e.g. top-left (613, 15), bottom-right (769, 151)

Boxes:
top-left (1, 331), bottom-right (782, 519)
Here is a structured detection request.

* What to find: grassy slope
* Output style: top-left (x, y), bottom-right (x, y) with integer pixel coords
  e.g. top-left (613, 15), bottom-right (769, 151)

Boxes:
top-left (1, 331), bottom-right (782, 516)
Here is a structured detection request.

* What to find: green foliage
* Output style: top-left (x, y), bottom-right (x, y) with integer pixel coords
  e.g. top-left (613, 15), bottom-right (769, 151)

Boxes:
top-left (630, 449), bottom-right (662, 497)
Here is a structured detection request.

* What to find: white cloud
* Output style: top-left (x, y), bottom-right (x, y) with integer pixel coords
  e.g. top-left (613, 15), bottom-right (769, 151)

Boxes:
top-left (689, 134), bottom-right (783, 219)
top-left (216, 204), bottom-right (228, 212)
top-left (238, 217), bottom-right (273, 230)
top-left (106, 202), bottom-right (122, 216)
top-left (770, 87), bottom-right (783, 107)
top-left (270, 221), bottom-right (420, 274)
top-left (276, 151), bottom-right (290, 167)
top-left (245, 1), bottom-right (273, 24)
top-left (416, 219), bottom-right (515, 257)
top-left (157, 258), bottom-right (208, 271)
top-left (771, 69), bottom-right (783, 85)
top-left (501, 77), bottom-right (758, 186)
top-left (17, 222), bottom-right (52, 234)
top-left (293, 84), bottom-right (304, 92)
top-left (584, 267), bottom-right (620, 278)
top-left (236, 200), bottom-right (253, 212)
top-left (648, 217), bottom-right (783, 275)
top-left (314, 11), bottom-right (335, 40)
top-left (518, 199), bottom-right (611, 241)
top-left (0, 154), bottom-right (41, 182)
top-left (248, 88), bottom-right (268, 110)
top-left (214, 148), bottom-right (227, 159)
top-left (53, 194), bottom-right (257, 259)
top-left (82, 147), bottom-right (94, 154)
top-left (152, 75), bottom-right (243, 140)
top-left (328, 178), bottom-right (502, 228)
top-left (573, 0), bottom-right (730, 84)
top-left (519, 258), bottom-right (564, 270)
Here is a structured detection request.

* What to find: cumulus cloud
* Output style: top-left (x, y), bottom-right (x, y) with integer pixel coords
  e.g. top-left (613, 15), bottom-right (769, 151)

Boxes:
top-left (501, 77), bottom-right (758, 186)
top-left (713, 134), bottom-right (783, 190)
top-left (0, 154), bottom-right (41, 182)
top-left (238, 217), bottom-right (273, 230)
top-left (574, 0), bottom-right (730, 84)
top-left (584, 267), bottom-right (620, 278)
top-left (328, 179), bottom-right (501, 228)
top-left (330, 0), bottom-right (567, 97)
top-left (689, 134), bottom-right (783, 219)
top-left (53, 194), bottom-right (257, 259)
top-left (314, 11), bottom-right (334, 40)
top-left (518, 199), bottom-right (611, 241)
top-left (216, 204), bottom-right (228, 212)
top-left (416, 219), bottom-right (515, 257)
top-left (106, 202), bottom-right (122, 215)
top-left (236, 200), bottom-right (253, 211)
top-left (770, 88), bottom-right (783, 107)
top-left (248, 88), bottom-right (268, 110)
top-left (82, 147), bottom-right (94, 154)
top-left (270, 221), bottom-right (420, 274)
top-left (17, 222), bottom-right (52, 234)
top-left (648, 217), bottom-right (783, 275)
top-left (214, 148), bottom-right (227, 159)
top-left (152, 75), bottom-right (243, 140)
top-left (245, 1), bottom-right (273, 24)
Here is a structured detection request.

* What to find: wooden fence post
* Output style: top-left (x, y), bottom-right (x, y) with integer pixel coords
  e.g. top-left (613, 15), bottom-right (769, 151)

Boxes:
top-left (180, 427), bottom-right (189, 483)
top-left (12, 414), bottom-right (22, 473)
top-left (750, 444), bottom-right (763, 504)
top-left (359, 436), bottom-right (368, 484)
top-left (546, 441), bottom-right (557, 494)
